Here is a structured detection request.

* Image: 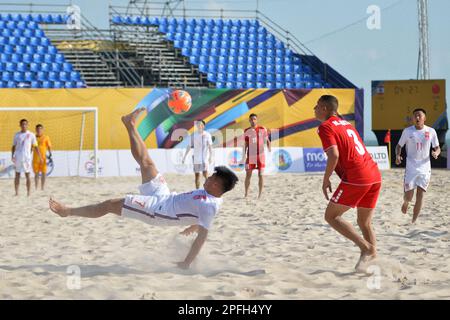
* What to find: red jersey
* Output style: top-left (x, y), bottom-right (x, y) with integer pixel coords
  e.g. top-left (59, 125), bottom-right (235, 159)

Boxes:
top-left (318, 116), bottom-right (381, 185)
top-left (244, 125), bottom-right (269, 164)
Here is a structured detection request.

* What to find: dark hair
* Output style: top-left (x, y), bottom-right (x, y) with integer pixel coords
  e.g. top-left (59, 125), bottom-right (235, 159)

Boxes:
top-left (413, 108), bottom-right (426, 115)
top-left (249, 113), bottom-right (257, 119)
top-left (213, 166), bottom-right (238, 193)
top-left (19, 119), bottom-right (28, 125)
top-left (319, 95), bottom-right (339, 111)
top-left (36, 124), bottom-right (43, 129)
top-left (196, 119), bottom-right (206, 126)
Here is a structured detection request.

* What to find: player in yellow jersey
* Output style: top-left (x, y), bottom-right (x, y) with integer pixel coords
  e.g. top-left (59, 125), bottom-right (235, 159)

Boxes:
top-left (33, 124), bottom-right (52, 191)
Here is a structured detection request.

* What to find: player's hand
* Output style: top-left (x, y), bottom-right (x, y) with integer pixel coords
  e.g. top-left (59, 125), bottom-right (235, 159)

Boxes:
top-left (431, 150), bottom-right (440, 159)
top-left (180, 225), bottom-right (198, 236)
top-left (11, 156), bottom-right (15, 164)
top-left (322, 178), bottom-right (332, 201)
top-left (175, 261), bottom-right (190, 269)
top-left (395, 155), bottom-right (403, 165)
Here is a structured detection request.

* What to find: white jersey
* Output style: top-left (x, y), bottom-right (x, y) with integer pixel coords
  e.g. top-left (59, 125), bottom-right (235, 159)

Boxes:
top-left (191, 131), bottom-right (213, 165)
top-left (398, 125), bottom-right (439, 175)
top-left (122, 174), bottom-right (222, 229)
top-left (13, 130), bottom-right (37, 162)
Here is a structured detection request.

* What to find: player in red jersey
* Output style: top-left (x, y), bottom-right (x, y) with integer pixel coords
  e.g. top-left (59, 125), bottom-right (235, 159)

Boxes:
top-left (241, 113), bottom-right (271, 199)
top-left (314, 95), bottom-right (382, 271)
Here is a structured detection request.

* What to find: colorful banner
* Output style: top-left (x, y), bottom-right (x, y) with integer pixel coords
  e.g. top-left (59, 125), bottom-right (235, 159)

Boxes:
top-left (0, 88), bottom-right (363, 152)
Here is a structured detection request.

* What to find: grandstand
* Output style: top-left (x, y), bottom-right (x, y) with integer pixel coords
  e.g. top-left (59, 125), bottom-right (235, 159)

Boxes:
top-left (0, 2), bottom-right (356, 89)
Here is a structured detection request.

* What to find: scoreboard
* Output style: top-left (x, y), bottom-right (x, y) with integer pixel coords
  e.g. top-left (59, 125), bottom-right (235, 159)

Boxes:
top-left (372, 79), bottom-right (446, 130)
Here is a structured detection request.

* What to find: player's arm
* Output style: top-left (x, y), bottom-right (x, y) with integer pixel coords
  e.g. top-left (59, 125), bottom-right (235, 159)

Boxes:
top-left (208, 144), bottom-right (213, 164)
top-left (177, 226), bottom-right (208, 269)
top-left (395, 144), bottom-right (403, 165)
top-left (266, 135), bottom-right (272, 153)
top-left (182, 144), bottom-right (191, 164)
top-left (11, 145), bottom-right (15, 161)
top-left (323, 146), bottom-right (339, 200)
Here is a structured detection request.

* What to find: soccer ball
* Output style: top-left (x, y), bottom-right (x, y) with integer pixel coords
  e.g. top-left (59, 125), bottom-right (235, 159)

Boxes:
top-left (168, 90), bottom-right (192, 114)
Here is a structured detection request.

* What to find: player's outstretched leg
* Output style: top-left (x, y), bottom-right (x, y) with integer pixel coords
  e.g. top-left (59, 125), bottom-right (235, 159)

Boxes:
top-left (401, 190), bottom-right (414, 214)
top-left (49, 197), bottom-right (124, 218)
top-left (412, 187), bottom-right (425, 223)
top-left (121, 108), bottom-right (158, 184)
top-left (244, 170), bottom-right (252, 197)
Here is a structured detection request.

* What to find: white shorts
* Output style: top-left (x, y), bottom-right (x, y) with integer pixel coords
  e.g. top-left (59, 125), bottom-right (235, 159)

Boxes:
top-left (121, 174), bottom-right (194, 226)
top-left (15, 160), bottom-right (32, 174)
top-left (404, 172), bottom-right (430, 192)
top-left (193, 162), bottom-right (208, 173)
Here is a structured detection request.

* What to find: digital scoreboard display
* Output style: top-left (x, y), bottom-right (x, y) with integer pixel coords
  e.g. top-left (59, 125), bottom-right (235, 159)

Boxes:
top-left (372, 79), bottom-right (446, 130)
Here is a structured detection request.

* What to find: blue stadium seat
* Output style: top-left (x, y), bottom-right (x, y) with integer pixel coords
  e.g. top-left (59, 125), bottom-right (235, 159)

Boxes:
top-left (44, 54), bottom-right (54, 63)
top-left (256, 64), bottom-right (265, 73)
top-left (207, 72), bottom-right (217, 82)
top-left (11, 54), bottom-right (21, 63)
top-left (219, 48), bottom-right (228, 56)
top-left (24, 71), bottom-right (34, 82)
top-left (59, 72), bottom-right (70, 81)
top-left (285, 82), bottom-right (294, 89)
top-left (32, 54), bottom-right (43, 63)
top-left (48, 71), bottom-right (58, 81)
top-left (32, 14), bottom-right (43, 23)
top-left (285, 65), bottom-right (293, 73)
top-left (218, 56), bottom-right (227, 65)
top-left (246, 81), bottom-right (255, 88)
top-left (285, 73), bottom-right (294, 82)
top-left (30, 81), bottom-right (39, 88)
top-left (230, 33), bottom-right (238, 41)
top-left (200, 48), bottom-right (210, 56)
top-left (294, 73), bottom-right (303, 83)
top-left (228, 56), bottom-right (237, 65)
top-left (237, 64), bottom-right (245, 73)
top-left (5, 62), bottom-right (15, 72)
top-left (62, 62), bottom-right (73, 72)
top-left (227, 73), bottom-right (237, 82)
top-left (210, 47), bottom-right (219, 56)
top-left (256, 74), bottom-right (266, 82)
top-left (181, 47), bottom-right (191, 56)
top-left (257, 41), bottom-right (266, 50)
top-left (275, 82), bottom-right (284, 89)
top-left (13, 71), bottom-right (24, 82)
top-left (30, 36), bottom-right (41, 46)
top-left (51, 63), bottom-right (62, 72)
top-left (227, 64), bottom-right (236, 73)
top-left (36, 46), bottom-right (47, 55)
top-left (30, 62), bottom-right (39, 72)
top-left (191, 48), bottom-right (200, 56)
top-left (8, 36), bottom-right (18, 46)
top-left (276, 64), bottom-right (285, 73)
top-left (7, 81), bottom-right (16, 88)
top-left (189, 55), bottom-right (199, 64)
top-left (76, 81), bottom-right (86, 88)
top-left (208, 63), bottom-right (217, 73)
top-left (217, 63), bottom-right (226, 73)
top-left (247, 56), bottom-right (256, 65)
top-left (64, 81), bottom-right (75, 88)
top-left (256, 56), bottom-right (265, 65)
top-left (248, 49), bottom-right (256, 57)
top-left (1, 29), bottom-right (12, 37)
top-left (42, 81), bottom-right (52, 88)
top-left (131, 16), bottom-right (142, 25)
top-left (112, 16), bottom-right (122, 25)
top-left (3, 45), bottom-right (13, 54)
top-left (70, 72), bottom-right (81, 81)
top-left (35, 29), bottom-right (45, 37)
top-left (43, 14), bottom-right (54, 24)
top-left (235, 81), bottom-right (244, 89)
top-left (293, 64), bottom-right (302, 73)
top-left (237, 73), bottom-right (245, 83)
top-left (276, 73), bottom-right (285, 82)
top-left (198, 63), bottom-right (208, 73)
top-left (217, 73), bottom-right (227, 82)
top-left (1, 72), bottom-right (11, 81)
top-left (246, 73), bottom-right (255, 82)
top-left (16, 62), bottom-right (26, 72)
top-left (216, 82), bottom-right (226, 89)
top-left (173, 39), bottom-right (182, 48)
top-left (266, 74), bottom-right (275, 82)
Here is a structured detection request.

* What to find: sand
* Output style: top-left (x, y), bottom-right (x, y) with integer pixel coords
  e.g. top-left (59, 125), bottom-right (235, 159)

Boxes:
top-left (0, 169), bottom-right (449, 299)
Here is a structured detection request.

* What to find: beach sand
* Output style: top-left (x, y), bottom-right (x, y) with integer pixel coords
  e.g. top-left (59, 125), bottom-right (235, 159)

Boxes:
top-left (0, 169), bottom-right (449, 299)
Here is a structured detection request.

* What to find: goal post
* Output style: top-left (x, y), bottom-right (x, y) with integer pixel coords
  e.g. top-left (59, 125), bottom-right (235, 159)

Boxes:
top-left (0, 107), bottom-right (98, 178)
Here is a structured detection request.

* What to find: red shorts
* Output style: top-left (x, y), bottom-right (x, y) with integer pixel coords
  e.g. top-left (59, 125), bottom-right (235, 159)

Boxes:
top-left (245, 157), bottom-right (265, 171)
top-left (330, 182), bottom-right (381, 209)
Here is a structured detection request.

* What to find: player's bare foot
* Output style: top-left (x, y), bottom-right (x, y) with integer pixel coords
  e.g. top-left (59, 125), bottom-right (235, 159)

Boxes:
top-left (49, 197), bottom-right (71, 217)
top-left (401, 201), bottom-right (409, 214)
top-left (121, 108), bottom-right (145, 128)
top-left (355, 243), bottom-right (376, 272)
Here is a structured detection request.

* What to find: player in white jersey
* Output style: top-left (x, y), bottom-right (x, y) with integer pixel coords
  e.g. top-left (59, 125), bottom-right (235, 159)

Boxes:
top-left (12, 119), bottom-right (42, 196)
top-left (49, 108), bottom-right (238, 269)
top-left (182, 120), bottom-right (213, 189)
top-left (395, 108), bottom-right (440, 223)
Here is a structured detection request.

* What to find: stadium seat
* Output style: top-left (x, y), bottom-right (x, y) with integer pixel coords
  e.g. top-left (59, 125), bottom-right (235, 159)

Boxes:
top-left (32, 54), bottom-right (43, 63)
top-left (42, 81), bottom-right (52, 88)
top-left (216, 81), bottom-right (226, 89)
top-left (198, 63), bottom-right (208, 73)
top-left (16, 62), bottom-right (27, 72)
top-left (51, 63), bottom-right (62, 72)
top-left (1, 72), bottom-right (11, 81)
top-left (7, 81), bottom-right (16, 88)
top-left (31, 81), bottom-right (40, 88)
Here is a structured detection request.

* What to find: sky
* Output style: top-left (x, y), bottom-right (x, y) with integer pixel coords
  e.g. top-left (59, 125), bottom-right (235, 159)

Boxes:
top-left (2, 0), bottom-right (449, 143)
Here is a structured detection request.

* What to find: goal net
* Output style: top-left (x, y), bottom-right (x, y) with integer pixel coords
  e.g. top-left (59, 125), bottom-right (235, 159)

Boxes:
top-left (0, 107), bottom-right (98, 178)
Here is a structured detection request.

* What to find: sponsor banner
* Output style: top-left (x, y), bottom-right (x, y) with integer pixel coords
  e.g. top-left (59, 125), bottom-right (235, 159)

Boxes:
top-left (0, 147), bottom-right (391, 178)
top-left (303, 148), bottom-right (328, 172)
top-left (270, 147), bottom-right (305, 173)
top-left (367, 146), bottom-right (390, 170)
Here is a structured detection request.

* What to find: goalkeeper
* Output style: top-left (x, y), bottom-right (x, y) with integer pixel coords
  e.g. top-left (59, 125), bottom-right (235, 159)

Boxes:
top-left (33, 124), bottom-right (53, 191)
